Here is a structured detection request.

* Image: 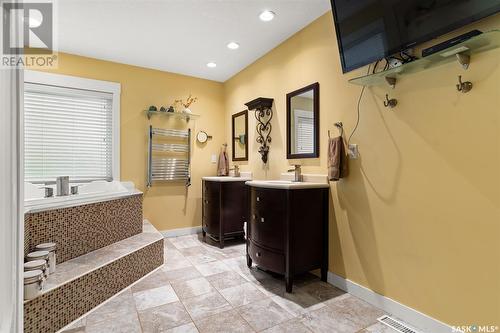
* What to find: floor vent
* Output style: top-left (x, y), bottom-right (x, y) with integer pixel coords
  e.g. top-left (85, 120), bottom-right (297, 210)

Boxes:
top-left (378, 315), bottom-right (421, 333)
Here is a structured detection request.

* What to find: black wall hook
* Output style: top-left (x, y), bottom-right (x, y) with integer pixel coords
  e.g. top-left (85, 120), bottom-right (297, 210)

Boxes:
top-left (456, 75), bottom-right (473, 93)
top-left (383, 94), bottom-right (398, 108)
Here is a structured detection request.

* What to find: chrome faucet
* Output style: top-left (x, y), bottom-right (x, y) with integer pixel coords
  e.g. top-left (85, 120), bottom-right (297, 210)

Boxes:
top-left (287, 165), bottom-right (302, 182)
top-left (41, 186), bottom-right (54, 198)
top-left (230, 165), bottom-right (240, 177)
top-left (56, 176), bottom-right (70, 196)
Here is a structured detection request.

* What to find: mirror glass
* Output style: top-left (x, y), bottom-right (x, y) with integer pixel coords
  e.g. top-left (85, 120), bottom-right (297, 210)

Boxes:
top-left (232, 110), bottom-right (248, 161)
top-left (287, 82), bottom-right (319, 159)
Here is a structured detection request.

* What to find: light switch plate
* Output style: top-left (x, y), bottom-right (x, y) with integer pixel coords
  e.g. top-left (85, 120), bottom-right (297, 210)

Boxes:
top-left (211, 154), bottom-right (217, 163)
top-left (348, 144), bottom-right (359, 159)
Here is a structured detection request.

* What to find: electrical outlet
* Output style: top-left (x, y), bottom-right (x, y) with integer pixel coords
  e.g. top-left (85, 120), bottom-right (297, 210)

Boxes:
top-left (348, 144), bottom-right (359, 159)
top-left (211, 154), bottom-right (217, 163)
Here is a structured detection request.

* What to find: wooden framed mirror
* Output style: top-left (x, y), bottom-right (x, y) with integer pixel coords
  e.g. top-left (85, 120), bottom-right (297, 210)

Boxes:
top-left (286, 82), bottom-right (319, 159)
top-left (232, 110), bottom-right (248, 161)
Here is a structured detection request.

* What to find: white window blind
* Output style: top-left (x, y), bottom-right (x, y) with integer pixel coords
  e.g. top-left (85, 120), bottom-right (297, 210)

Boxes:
top-left (294, 109), bottom-right (314, 154)
top-left (24, 83), bottom-right (114, 182)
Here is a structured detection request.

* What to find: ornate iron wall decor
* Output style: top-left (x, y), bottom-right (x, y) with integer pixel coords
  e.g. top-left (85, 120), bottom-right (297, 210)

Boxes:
top-left (244, 97), bottom-right (274, 163)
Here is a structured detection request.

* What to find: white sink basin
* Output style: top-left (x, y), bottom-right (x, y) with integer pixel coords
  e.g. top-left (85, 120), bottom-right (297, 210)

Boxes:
top-left (245, 180), bottom-right (329, 189)
top-left (202, 176), bottom-right (251, 182)
top-left (264, 180), bottom-right (294, 185)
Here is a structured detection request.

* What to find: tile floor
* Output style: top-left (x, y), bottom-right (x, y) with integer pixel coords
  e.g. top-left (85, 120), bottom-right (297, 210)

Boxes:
top-left (62, 234), bottom-right (393, 333)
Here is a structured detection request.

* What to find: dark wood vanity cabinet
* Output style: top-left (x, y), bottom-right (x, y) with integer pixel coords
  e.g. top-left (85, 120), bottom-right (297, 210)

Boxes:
top-left (202, 180), bottom-right (248, 248)
top-left (246, 186), bottom-right (329, 292)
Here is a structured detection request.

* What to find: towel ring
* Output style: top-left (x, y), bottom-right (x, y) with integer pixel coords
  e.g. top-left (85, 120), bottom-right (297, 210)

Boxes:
top-left (329, 122), bottom-right (344, 138)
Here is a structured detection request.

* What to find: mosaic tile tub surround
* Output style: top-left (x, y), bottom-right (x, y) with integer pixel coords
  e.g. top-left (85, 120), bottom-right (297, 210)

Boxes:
top-left (24, 222), bottom-right (164, 333)
top-left (24, 194), bottom-right (143, 263)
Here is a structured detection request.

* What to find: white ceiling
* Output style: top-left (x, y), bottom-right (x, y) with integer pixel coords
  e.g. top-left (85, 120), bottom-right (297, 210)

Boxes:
top-left (56, 0), bottom-right (332, 82)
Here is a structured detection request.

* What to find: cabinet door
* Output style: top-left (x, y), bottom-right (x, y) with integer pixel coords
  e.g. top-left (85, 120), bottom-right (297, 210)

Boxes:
top-left (221, 182), bottom-right (247, 234)
top-left (250, 188), bottom-right (286, 251)
top-left (203, 181), bottom-right (220, 235)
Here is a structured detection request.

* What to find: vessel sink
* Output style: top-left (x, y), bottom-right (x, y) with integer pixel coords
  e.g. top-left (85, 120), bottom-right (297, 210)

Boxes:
top-left (245, 179), bottom-right (329, 189)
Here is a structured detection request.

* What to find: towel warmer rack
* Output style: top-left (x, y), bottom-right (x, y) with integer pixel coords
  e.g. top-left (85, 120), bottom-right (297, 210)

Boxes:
top-left (147, 126), bottom-right (191, 187)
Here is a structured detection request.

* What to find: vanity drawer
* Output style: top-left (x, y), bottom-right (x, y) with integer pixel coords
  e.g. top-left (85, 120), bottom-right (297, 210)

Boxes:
top-left (251, 188), bottom-right (286, 215)
top-left (249, 213), bottom-right (284, 251)
top-left (248, 240), bottom-right (285, 274)
top-left (249, 187), bottom-right (285, 251)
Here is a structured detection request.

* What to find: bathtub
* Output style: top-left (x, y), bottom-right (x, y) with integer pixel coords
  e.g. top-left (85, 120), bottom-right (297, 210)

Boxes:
top-left (24, 180), bottom-right (141, 213)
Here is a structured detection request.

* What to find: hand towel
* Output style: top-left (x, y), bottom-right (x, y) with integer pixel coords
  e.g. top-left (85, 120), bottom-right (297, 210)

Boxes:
top-left (328, 136), bottom-right (348, 181)
top-left (217, 146), bottom-right (229, 176)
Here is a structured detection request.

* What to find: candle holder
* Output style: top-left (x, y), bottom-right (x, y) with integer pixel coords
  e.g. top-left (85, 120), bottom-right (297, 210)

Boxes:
top-left (245, 97), bottom-right (274, 163)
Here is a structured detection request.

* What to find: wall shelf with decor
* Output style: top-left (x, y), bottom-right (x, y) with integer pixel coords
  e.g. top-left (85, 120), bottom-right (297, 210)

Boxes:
top-left (145, 109), bottom-right (200, 121)
top-left (349, 30), bottom-right (500, 88)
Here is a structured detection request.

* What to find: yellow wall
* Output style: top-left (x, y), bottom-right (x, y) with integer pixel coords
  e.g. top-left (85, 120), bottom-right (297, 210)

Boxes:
top-left (38, 53), bottom-right (226, 231)
top-left (224, 12), bottom-right (500, 327)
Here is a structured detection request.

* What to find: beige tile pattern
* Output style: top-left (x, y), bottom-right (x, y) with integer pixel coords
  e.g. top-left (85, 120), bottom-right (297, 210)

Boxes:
top-left (133, 285), bottom-right (179, 310)
top-left (299, 305), bottom-right (364, 333)
top-left (162, 266), bottom-right (202, 283)
top-left (138, 301), bottom-right (192, 332)
top-left (262, 318), bottom-right (313, 333)
top-left (131, 269), bottom-right (171, 293)
top-left (360, 322), bottom-right (399, 332)
top-left (172, 277), bottom-right (216, 300)
top-left (181, 291), bottom-right (232, 320)
top-left (85, 289), bottom-right (136, 324)
top-left (206, 270), bottom-right (248, 291)
top-left (194, 261), bottom-right (231, 277)
top-left (24, 194), bottom-right (143, 263)
top-left (166, 322), bottom-right (199, 333)
top-left (86, 312), bottom-right (142, 333)
top-left (325, 293), bottom-right (386, 328)
top-left (237, 298), bottom-right (294, 331)
top-left (219, 282), bottom-right (266, 307)
top-left (61, 234), bottom-right (390, 333)
top-left (194, 309), bottom-right (254, 333)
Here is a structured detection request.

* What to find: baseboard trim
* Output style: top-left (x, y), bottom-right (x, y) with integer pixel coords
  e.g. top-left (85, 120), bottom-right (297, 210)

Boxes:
top-left (161, 226), bottom-right (202, 238)
top-left (327, 272), bottom-right (454, 333)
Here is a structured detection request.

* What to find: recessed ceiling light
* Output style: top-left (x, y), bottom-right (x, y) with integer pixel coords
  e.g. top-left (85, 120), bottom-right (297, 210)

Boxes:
top-left (227, 42), bottom-right (240, 50)
top-left (206, 62), bottom-right (217, 68)
top-left (259, 10), bottom-right (275, 22)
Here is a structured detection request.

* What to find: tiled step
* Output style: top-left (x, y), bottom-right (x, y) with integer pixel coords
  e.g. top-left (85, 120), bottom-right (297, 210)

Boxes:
top-left (24, 220), bottom-right (164, 333)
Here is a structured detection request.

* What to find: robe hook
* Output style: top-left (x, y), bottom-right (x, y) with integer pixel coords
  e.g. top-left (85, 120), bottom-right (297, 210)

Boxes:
top-left (383, 94), bottom-right (397, 108)
top-left (456, 75), bottom-right (473, 93)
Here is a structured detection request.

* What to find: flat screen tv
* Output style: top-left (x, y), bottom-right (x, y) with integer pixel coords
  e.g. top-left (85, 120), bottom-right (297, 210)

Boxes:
top-left (330, 0), bottom-right (500, 73)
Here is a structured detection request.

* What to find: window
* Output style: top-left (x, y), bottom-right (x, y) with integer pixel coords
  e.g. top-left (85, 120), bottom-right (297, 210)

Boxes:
top-left (24, 71), bottom-right (120, 183)
top-left (294, 109), bottom-right (314, 154)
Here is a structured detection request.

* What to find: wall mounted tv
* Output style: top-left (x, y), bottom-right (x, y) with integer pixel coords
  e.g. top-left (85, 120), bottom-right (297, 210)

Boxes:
top-left (330, 0), bottom-right (500, 73)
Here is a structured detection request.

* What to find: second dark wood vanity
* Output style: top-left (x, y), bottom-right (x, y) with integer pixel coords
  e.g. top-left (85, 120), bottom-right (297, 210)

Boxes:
top-left (246, 184), bottom-right (329, 292)
top-left (202, 177), bottom-right (249, 248)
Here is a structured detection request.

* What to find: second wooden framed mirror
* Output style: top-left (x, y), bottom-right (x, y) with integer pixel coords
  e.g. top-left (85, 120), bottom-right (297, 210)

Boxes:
top-left (232, 110), bottom-right (248, 161)
top-left (286, 82), bottom-right (319, 159)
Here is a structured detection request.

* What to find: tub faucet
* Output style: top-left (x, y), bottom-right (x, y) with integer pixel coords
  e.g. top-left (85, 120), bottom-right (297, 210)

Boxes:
top-left (287, 165), bottom-right (302, 182)
top-left (41, 187), bottom-right (54, 198)
top-left (56, 176), bottom-right (70, 196)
